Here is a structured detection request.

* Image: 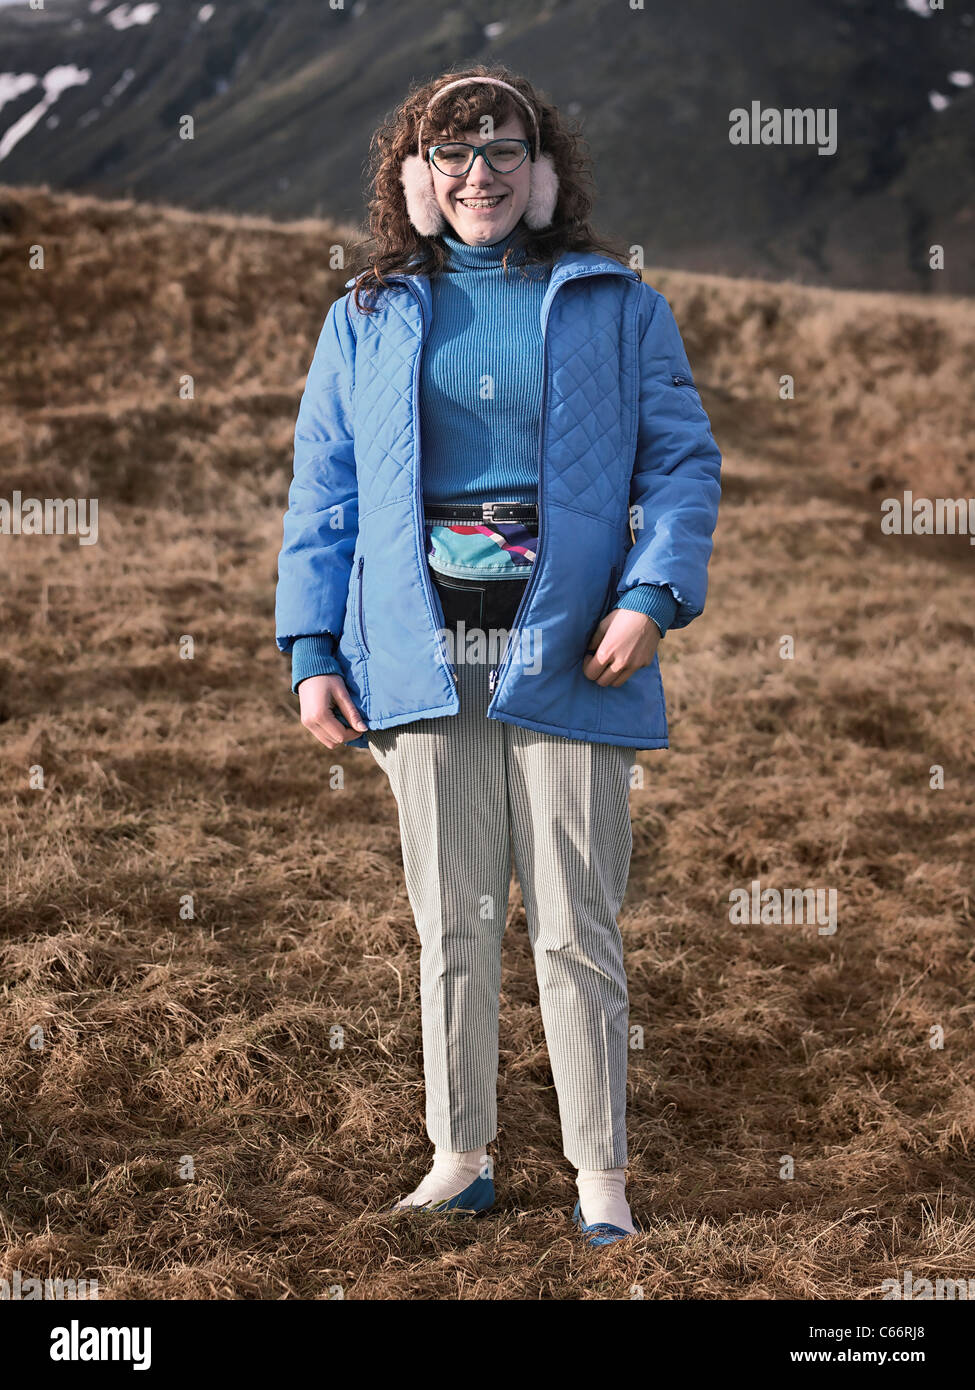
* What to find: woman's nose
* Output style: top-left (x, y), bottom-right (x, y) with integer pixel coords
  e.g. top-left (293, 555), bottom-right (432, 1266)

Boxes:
top-left (467, 152), bottom-right (495, 181)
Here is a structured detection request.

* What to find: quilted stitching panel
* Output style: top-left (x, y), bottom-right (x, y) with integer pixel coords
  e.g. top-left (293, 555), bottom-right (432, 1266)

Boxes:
top-left (350, 288), bottom-right (421, 511)
top-left (544, 276), bottom-right (633, 518)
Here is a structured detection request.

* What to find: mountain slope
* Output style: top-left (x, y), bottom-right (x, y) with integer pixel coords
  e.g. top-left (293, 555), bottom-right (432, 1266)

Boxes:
top-left (0, 0), bottom-right (973, 292)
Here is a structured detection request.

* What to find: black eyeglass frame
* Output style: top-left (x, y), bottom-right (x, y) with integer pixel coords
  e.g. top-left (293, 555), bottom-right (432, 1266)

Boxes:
top-left (426, 138), bottom-right (533, 177)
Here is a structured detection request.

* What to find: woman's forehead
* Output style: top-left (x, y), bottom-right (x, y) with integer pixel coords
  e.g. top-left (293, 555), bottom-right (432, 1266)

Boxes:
top-left (431, 112), bottom-right (528, 142)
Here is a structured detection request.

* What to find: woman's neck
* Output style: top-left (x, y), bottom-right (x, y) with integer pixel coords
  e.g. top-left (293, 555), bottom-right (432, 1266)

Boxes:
top-left (440, 221), bottom-right (527, 269)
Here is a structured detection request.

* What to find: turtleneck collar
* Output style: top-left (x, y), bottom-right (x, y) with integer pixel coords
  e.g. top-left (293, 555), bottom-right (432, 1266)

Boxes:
top-left (440, 221), bottom-right (529, 270)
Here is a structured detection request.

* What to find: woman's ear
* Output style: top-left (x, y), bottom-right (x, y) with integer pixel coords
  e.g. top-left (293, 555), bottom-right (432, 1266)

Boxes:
top-left (401, 153), bottom-right (445, 237)
top-left (524, 153), bottom-right (559, 230)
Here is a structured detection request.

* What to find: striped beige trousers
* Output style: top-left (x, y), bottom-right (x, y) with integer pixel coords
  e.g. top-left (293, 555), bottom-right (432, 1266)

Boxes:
top-left (367, 572), bottom-right (636, 1169)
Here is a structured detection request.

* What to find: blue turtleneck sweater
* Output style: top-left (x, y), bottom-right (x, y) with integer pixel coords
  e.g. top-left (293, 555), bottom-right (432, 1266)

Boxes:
top-left (419, 225), bottom-right (549, 503)
top-left (291, 222), bottom-right (677, 691)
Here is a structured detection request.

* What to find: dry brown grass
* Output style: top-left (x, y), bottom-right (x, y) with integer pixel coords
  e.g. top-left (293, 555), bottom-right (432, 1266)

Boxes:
top-left (1, 184), bottom-right (973, 1300)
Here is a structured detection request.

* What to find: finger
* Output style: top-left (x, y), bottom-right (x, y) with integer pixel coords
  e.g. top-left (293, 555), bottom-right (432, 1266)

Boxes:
top-left (582, 627), bottom-right (611, 680)
top-left (303, 711), bottom-right (355, 747)
top-left (330, 714), bottom-right (368, 744)
top-left (582, 649), bottom-right (610, 681)
top-left (596, 659), bottom-right (632, 687)
top-left (332, 687), bottom-right (368, 733)
top-left (590, 635), bottom-right (622, 681)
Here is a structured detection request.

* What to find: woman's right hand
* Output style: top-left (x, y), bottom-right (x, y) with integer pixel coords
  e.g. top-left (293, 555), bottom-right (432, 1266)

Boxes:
top-left (298, 674), bottom-right (368, 748)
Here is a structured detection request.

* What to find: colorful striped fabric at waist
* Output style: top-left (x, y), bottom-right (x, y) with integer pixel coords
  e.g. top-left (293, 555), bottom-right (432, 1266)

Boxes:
top-left (424, 514), bottom-right (538, 579)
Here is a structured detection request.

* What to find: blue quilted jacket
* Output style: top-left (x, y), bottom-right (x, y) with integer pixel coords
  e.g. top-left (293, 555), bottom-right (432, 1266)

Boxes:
top-left (275, 250), bottom-right (722, 752)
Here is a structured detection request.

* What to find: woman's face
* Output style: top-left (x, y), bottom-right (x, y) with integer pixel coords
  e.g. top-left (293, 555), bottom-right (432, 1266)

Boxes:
top-left (429, 114), bottom-right (532, 245)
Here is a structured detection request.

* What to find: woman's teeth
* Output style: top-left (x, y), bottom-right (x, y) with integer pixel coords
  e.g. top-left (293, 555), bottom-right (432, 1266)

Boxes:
top-left (458, 196), bottom-right (505, 209)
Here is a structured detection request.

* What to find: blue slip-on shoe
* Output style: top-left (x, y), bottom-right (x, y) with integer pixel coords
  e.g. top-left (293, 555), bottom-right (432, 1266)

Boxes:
top-left (572, 1198), bottom-right (641, 1247)
top-left (384, 1174), bottom-right (495, 1216)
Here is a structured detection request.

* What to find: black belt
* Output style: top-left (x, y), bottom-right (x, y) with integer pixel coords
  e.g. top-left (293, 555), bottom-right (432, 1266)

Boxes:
top-left (424, 501), bottom-right (538, 522)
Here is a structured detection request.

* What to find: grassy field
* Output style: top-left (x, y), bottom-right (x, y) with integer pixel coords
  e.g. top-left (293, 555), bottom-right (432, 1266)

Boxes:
top-left (1, 184), bottom-right (973, 1300)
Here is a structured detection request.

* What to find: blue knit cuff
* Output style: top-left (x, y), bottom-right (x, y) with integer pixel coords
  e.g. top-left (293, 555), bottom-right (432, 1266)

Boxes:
top-left (614, 583), bottom-right (678, 637)
top-left (291, 633), bottom-right (342, 693)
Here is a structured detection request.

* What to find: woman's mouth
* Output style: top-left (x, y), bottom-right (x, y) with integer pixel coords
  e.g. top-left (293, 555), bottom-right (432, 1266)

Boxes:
top-left (456, 194), bottom-right (507, 211)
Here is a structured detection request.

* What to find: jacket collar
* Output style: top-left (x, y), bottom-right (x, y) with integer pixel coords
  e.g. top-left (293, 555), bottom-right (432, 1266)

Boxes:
top-left (345, 249), bottom-right (638, 329)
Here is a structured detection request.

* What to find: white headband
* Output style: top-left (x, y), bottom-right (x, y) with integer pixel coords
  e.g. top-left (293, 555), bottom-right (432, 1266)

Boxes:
top-left (416, 76), bottom-right (541, 161)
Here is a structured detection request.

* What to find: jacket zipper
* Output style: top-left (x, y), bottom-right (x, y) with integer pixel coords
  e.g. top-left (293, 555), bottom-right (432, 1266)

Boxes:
top-left (402, 280), bottom-right (459, 689)
top-left (487, 265), bottom-right (637, 700)
top-left (356, 554), bottom-right (369, 653)
top-left (672, 373), bottom-right (694, 387)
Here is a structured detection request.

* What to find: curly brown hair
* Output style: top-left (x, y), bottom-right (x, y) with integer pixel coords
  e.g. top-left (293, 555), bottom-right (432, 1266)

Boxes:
top-left (348, 62), bottom-right (629, 314)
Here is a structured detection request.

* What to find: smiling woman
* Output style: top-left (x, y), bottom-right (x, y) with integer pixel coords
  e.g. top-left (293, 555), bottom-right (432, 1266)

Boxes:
top-left (432, 122), bottom-right (532, 230)
top-left (400, 73), bottom-right (558, 244)
top-left (274, 62), bottom-right (722, 1248)
top-left (347, 63), bottom-right (625, 294)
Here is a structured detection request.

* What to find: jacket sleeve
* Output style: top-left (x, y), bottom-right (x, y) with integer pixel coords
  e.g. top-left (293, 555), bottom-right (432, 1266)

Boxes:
top-left (291, 632), bottom-right (343, 691)
top-left (617, 284), bottom-right (721, 630)
top-left (275, 293), bottom-right (358, 655)
top-left (615, 581), bottom-right (679, 636)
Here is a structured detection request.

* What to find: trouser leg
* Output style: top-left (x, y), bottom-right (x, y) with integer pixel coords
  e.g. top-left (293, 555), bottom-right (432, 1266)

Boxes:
top-left (367, 577), bottom-right (511, 1151)
top-left (506, 726), bottom-right (637, 1169)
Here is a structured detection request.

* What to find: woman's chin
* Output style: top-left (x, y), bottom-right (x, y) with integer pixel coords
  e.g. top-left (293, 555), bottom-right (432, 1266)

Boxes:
top-left (447, 199), bottom-right (521, 243)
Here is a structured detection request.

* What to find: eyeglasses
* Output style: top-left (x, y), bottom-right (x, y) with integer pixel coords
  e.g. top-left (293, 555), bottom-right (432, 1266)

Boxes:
top-left (427, 138), bottom-right (531, 177)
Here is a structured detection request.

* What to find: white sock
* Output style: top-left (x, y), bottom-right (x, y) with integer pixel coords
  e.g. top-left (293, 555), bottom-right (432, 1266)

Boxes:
top-left (576, 1166), bottom-right (637, 1233)
top-left (395, 1145), bottom-right (490, 1209)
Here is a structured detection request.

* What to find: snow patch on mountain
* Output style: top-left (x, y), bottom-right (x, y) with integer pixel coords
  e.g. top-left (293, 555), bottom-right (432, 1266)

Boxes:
top-left (105, 3), bottom-right (160, 30)
top-left (0, 72), bottom-right (38, 115)
top-left (0, 65), bottom-right (90, 162)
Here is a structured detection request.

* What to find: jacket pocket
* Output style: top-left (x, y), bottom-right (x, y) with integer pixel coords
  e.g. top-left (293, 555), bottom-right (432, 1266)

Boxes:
top-left (354, 555), bottom-right (370, 656)
top-left (601, 562), bottom-right (622, 619)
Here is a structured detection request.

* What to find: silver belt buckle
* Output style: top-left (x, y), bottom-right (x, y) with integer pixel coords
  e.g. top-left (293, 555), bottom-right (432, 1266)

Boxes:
top-left (482, 501), bottom-right (499, 521)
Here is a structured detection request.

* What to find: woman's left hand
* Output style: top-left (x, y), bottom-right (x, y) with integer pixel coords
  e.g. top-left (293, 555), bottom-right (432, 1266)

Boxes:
top-left (582, 609), bottom-right (660, 687)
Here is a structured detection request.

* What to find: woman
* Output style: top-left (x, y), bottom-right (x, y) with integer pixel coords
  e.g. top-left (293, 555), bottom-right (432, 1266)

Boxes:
top-left (275, 64), bottom-right (722, 1247)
